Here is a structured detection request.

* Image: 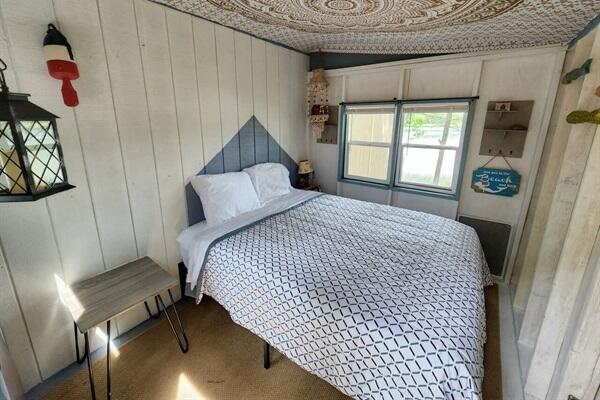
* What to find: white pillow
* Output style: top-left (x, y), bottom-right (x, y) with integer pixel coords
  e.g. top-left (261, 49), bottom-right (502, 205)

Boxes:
top-left (243, 163), bottom-right (292, 205)
top-left (190, 172), bottom-right (261, 225)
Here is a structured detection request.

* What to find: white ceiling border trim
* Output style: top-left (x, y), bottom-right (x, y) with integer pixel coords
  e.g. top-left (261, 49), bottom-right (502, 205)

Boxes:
top-left (323, 45), bottom-right (567, 76)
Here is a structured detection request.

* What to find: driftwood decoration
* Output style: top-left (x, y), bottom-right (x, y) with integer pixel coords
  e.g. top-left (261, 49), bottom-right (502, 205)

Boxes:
top-left (566, 109), bottom-right (600, 124)
top-left (561, 58), bottom-right (592, 84)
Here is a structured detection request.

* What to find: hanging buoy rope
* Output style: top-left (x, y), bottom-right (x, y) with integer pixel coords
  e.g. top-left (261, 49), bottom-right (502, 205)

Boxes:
top-left (43, 23), bottom-right (79, 107)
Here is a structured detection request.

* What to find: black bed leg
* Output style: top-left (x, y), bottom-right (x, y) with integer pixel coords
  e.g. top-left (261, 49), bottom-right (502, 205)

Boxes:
top-left (263, 341), bottom-right (270, 369)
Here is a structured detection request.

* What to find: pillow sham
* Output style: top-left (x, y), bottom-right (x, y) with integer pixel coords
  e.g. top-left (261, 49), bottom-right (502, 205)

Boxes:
top-left (243, 163), bottom-right (292, 205)
top-left (190, 172), bottom-right (261, 226)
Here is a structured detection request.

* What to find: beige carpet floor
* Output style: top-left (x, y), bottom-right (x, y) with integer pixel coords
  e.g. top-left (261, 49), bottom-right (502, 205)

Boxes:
top-left (40, 285), bottom-right (500, 400)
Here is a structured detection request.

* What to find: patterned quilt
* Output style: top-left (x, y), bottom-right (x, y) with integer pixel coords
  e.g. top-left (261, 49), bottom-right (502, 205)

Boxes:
top-left (198, 194), bottom-right (491, 399)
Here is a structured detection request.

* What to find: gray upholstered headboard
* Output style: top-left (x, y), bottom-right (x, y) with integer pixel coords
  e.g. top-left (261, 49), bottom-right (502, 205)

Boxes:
top-left (186, 116), bottom-right (299, 226)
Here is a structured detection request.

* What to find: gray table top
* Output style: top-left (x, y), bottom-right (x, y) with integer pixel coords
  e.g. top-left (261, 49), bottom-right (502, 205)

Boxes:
top-left (65, 257), bottom-right (178, 332)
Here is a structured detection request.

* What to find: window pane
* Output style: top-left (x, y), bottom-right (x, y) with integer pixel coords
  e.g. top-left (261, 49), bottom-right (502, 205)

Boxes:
top-left (19, 121), bottom-right (64, 192)
top-left (447, 112), bottom-right (466, 147)
top-left (402, 110), bottom-right (466, 147)
top-left (347, 145), bottom-right (389, 181)
top-left (0, 121), bottom-right (26, 193)
top-left (400, 147), bottom-right (456, 189)
top-left (348, 112), bottom-right (394, 143)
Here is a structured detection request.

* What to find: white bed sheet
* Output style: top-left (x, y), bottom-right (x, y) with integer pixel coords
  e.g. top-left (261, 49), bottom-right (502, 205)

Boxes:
top-left (177, 189), bottom-right (321, 288)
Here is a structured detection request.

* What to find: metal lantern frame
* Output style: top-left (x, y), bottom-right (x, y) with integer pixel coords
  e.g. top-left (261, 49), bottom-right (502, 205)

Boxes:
top-left (0, 59), bottom-right (74, 202)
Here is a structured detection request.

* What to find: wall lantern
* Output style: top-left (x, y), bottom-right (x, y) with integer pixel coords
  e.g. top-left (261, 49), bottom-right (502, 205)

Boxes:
top-left (0, 58), bottom-right (74, 202)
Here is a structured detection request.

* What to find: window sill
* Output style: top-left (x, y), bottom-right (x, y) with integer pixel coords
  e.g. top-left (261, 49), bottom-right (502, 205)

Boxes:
top-left (392, 185), bottom-right (458, 200)
top-left (338, 177), bottom-right (459, 200)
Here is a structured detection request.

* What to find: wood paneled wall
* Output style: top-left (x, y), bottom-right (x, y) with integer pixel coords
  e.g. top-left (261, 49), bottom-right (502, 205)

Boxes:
top-left (0, 0), bottom-right (308, 389)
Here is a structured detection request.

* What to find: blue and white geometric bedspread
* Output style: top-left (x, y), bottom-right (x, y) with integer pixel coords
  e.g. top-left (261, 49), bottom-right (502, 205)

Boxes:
top-left (195, 194), bottom-right (491, 399)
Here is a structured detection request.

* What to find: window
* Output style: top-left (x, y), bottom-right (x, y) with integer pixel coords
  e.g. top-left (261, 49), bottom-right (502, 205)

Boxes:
top-left (343, 104), bottom-right (396, 183)
top-left (340, 99), bottom-right (474, 198)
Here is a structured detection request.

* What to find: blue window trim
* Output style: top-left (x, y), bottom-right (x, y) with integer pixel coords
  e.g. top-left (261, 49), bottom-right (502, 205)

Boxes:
top-left (338, 96), bottom-right (478, 200)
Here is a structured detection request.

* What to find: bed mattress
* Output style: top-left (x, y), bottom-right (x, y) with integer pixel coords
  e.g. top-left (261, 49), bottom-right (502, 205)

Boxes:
top-left (179, 191), bottom-right (491, 399)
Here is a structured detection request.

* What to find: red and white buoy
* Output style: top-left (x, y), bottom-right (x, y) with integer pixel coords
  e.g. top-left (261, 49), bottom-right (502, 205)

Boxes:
top-left (43, 23), bottom-right (79, 107)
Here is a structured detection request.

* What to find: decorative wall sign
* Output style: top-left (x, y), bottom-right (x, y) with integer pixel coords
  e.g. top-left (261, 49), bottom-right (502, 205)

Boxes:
top-left (471, 168), bottom-right (521, 197)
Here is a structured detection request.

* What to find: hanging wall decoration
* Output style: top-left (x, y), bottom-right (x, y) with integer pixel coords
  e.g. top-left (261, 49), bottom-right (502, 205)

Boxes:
top-left (307, 68), bottom-right (329, 139)
top-left (561, 58), bottom-right (592, 84)
top-left (471, 156), bottom-right (521, 197)
top-left (566, 109), bottom-right (600, 125)
top-left (43, 24), bottom-right (79, 107)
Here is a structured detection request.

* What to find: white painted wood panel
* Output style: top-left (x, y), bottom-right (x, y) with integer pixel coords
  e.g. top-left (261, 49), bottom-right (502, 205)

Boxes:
top-left (458, 54), bottom-right (556, 226)
top-left (98, 0), bottom-right (166, 335)
top-left (193, 19), bottom-right (223, 166)
top-left (346, 70), bottom-right (400, 102)
top-left (266, 43), bottom-right (280, 143)
top-left (406, 62), bottom-right (480, 99)
top-left (235, 32), bottom-right (253, 128)
top-left (392, 192), bottom-right (459, 219)
top-left (53, 0), bottom-right (138, 269)
top-left (0, 0), bottom-right (308, 389)
top-left (215, 25), bottom-right (238, 147)
top-left (135, 0), bottom-right (185, 273)
top-left (278, 47), bottom-right (292, 154)
top-left (0, 0), bottom-right (104, 380)
top-left (0, 0), bottom-right (106, 291)
top-left (166, 9), bottom-right (204, 181)
top-left (0, 0), bottom-right (106, 288)
top-left (289, 51), bottom-right (308, 162)
top-left (0, 243), bottom-right (40, 389)
top-left (251, 38), bottom-right (268, 126)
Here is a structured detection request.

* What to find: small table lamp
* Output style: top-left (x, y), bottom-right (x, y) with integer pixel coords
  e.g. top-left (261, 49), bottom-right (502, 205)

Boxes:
top-left (297, 160), bottom-right (313, 188)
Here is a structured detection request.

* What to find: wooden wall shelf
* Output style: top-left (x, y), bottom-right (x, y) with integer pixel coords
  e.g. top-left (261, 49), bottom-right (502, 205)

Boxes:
top-left (479, 100), bottom-right (534, 158)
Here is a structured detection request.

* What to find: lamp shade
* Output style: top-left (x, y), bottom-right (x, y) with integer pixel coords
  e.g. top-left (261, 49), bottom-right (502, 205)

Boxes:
top-left (298, 160), bottom-right (313, 174)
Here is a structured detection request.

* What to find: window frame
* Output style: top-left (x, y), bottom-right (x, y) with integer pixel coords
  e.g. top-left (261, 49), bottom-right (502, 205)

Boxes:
top-left (338, 97), bottom-right (477, 200)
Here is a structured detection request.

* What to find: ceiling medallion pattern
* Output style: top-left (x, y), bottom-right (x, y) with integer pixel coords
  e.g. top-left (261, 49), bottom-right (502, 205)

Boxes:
top-left (154, 0), bottom-right (600, 54)
top-left (205, 0), bottom-right (522, 33)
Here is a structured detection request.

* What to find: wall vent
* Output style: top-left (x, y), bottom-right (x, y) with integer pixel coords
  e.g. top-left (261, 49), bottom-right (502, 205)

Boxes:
top-left (458, 216), bottom-right (511, 277)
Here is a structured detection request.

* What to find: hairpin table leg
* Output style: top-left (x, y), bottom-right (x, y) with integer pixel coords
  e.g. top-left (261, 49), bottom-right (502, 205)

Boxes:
top-left (106, 320), bottom-right (111, 400)
top-left (74, 322), bottom-right (87, 364)
top-left (84, 330), bottom-right (96, 400)
top-left (264, 341), bottom-right (270, 369)
top-left (144, 297), bottom-right (161, 319)
top-left (156, 289), bottom-right (189, 353)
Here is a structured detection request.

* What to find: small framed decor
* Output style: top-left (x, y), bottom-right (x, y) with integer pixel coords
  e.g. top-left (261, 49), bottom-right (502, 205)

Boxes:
top-left (471, 156), bottom-right (521, 197)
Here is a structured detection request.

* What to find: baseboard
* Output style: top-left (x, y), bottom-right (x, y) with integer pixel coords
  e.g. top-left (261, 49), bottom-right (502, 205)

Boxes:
top-left (498, 283), bottom-right (526, 400)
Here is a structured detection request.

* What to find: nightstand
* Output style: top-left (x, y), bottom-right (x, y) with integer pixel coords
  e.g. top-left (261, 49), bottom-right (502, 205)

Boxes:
top-left (301, 184), bottom-right (321, 192)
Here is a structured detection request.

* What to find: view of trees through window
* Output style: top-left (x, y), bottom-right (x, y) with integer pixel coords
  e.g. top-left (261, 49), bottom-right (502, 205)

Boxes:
top-left (399, 109), bottom-right (466, 189)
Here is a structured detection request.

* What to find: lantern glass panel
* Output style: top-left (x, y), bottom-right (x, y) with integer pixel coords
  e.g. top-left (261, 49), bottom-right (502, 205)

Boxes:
top-left (18, 120), bottom-right (64, 193)
top-left (0, 121), bottom-right (27, 194)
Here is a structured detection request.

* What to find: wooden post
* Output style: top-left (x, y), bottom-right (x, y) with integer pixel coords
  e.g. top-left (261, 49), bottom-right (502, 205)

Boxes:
top-left (524, 124), bottom-right (600, 399)
top-left (549, 233), bottom-right (600, 399)
top-left (518, 27), bottom-right (600, 357)
top-left (511, 34), bottom-right (591, 314)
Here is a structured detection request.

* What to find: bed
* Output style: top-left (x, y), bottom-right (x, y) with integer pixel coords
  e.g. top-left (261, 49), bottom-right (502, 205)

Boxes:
top-left (178, 186), bottom-right (491, 400)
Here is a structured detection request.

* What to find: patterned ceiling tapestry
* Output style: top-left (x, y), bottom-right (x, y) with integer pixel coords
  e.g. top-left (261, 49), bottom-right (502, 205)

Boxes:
top-left (155, 0), bottom-right (599, 54)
